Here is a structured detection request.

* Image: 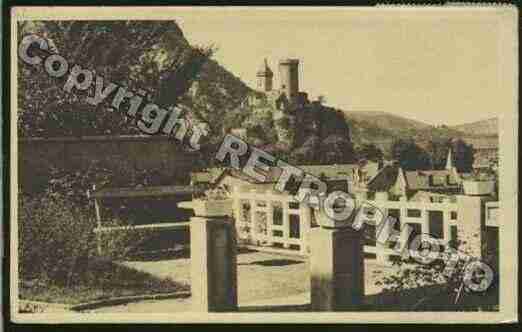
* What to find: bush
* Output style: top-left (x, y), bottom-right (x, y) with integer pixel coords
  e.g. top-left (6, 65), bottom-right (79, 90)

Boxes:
top-left (275, 117), bottom-right (291, 130)
top-left (374, 241), bottom-right (498, 311)
top-left (19, 161), bottom-right (191, 289)
top-left (19, 192), bottom-right (94, 285)
top-left (18, 190), bottom-right (143, 286)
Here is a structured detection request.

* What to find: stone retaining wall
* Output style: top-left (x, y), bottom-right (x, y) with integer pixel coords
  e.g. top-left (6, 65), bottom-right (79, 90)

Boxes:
top-left (18, 136), bottom-right (198, 189)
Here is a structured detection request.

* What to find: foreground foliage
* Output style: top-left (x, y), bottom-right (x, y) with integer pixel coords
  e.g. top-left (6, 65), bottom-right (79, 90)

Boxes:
top-left (18, 169), bottom-right (188, 304)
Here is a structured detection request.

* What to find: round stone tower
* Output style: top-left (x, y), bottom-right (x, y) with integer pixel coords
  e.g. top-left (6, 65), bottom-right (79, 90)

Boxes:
top-left (256, 58), bottom-right (273, 92)
top-left (278, 59), bottom-right (300, 103)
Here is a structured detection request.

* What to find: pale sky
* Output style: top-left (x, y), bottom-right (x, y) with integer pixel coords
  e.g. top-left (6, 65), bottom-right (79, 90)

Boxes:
top-left (171, 8), bottom-right (508, 126)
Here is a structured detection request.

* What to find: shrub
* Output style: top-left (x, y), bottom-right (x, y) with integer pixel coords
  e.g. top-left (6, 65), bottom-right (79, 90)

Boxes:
top-left (18, 190), bottom-right (143, 286)
top-left (19, 161), bottom-right (190, 287)
top-left (374, 240), bottom-right (498, 310)
top-left (275, 116), bottom-right (291, 130)
top-left (18, 192), bottom-right (94, 286)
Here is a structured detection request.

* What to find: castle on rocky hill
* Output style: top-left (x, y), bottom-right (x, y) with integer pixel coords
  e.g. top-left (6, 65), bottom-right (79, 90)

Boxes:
top-left (231, 58), bottom-right (353, 161)
top-left (243, 58), bottom-right (311, 110)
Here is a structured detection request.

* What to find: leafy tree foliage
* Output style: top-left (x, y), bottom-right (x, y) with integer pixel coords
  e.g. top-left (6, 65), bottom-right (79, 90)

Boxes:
top-left (318, 134), bottom-right (356, 164)
top-left (426, 138), bottom-right (452, 169)
top-left (391, 139), bottom-right (431, 171)
top-left (355, 143), bottom-right (384, 162)
top-left (451, 139), bottom-right (475, 173)
top-left (426, 138), bottom-right (475, 172)
top-left (18, 21), bottom-right (213, 137)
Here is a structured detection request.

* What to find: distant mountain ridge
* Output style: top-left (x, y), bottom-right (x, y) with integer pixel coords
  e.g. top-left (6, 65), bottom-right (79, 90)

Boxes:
top-left (342, 111), bottom-right (432, 131)
top-left (178, 25), bottom-right (498, 154)
top-left (337, 111), bottom-right (498, 157)
top-left (450, 117), bottom-right (498, 137)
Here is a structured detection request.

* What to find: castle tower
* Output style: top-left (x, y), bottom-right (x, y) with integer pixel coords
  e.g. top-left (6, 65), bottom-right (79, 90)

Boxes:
top-left (278, 59), bottom-right (300, 103)
top-left (256, 58), bottom-right (273, 92)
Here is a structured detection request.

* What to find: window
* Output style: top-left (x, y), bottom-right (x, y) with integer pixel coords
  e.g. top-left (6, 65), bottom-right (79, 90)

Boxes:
top-left (289, 215), bottom-right (300, 238)
top-left (289, 202), bottom-right (300, 210)
top-left (450, 226), bottom-right (458, 247)
top-left (273, 203), bottom-right (283, 225)
top-left (363, 224), bottom-right (376, 246)
top-left (451, 211), bottom-right (458, 220)
top-left (407, 209), bottom-right (421, 218)
top-left (388, 208), bottom-right (400, 219)
top-left (428, 211), bottom-right (444, 239)
top-left (241, 202), bottom-right (251, 223)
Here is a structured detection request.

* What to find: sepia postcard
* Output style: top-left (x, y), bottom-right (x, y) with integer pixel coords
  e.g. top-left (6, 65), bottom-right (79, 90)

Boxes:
top-left (7, 5), bottom-right (518, 324)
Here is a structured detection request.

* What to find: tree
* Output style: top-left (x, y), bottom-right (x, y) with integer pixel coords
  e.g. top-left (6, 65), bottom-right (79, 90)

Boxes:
top-left (356, 143), bottom-right (384, 162)
top-left (318, 134), bottom-right (356, 164)
top-left (425, 138), bottom-right (474, 172)
top-left (18, 21), bottom-right (213, 137)
top-left (291, 135), bottom-right (319, 164)
top-left (391, 139), bottom-right (431, 171)
top-left (426, 138), bottom-right (452, 169)
top-left (451, 139), bottom-right (475, 173)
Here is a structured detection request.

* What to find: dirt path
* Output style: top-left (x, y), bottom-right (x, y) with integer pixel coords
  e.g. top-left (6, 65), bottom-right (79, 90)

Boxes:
top-left (85, 251), bottom-right (395, 313)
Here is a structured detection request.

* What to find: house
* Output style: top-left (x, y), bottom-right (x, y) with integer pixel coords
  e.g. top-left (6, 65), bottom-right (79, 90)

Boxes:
top-left (367, 165), bottom-right (462, 199)
top-left (299, 161), bottom-right (380, 193)
top-left (462, 136), bottom-right (498, 171)
top-left (367, 149), bottom-right (462, 199)
top-left (195, 161), bottom-right (381, 196)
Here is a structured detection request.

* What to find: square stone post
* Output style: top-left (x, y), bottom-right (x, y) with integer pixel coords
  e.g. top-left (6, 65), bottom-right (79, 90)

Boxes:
top-left (310, 226), bottom-right (365, 311)
top-left (299, 204), bottom-right (312, 255)
top-left (190, 215), bottom-right (238, 312)
top-left (456, 195), bottom-right (489, 259)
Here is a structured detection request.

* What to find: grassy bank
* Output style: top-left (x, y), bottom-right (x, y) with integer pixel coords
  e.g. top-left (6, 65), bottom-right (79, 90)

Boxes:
top-left (19, 258), bottom-right (189, 305)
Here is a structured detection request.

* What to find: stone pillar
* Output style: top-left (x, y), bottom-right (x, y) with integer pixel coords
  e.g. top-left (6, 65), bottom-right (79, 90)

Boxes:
top-left (282, 202), bottom-right (291, 248)
top-left (299, 204), bottom-right (312, 255)
top-left (310, 226), bottom-right (364, 311)
top-left (190, 216), bottom-right (238, 312)
top-left (456, 195), bottom-right (488, 259)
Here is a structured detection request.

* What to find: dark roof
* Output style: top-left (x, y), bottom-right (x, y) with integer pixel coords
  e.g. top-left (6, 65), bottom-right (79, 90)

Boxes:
top-left (299, 164), bottom-right (359, 180)
top-left (367, 165), bottom-right (399, 192)
top-left (367, 166), bottom-right (460, 192)
top-left (214, 167), bottom-right (282, 185)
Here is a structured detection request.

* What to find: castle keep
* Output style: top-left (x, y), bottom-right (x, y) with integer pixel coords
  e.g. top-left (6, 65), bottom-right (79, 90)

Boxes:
top-left (249, 58), bottom-right (309, 109)
top-left (235, 58), bottom-right (353, 155)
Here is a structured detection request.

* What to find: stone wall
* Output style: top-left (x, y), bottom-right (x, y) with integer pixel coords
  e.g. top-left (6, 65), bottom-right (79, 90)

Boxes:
top-left (18, 136), bottom-right (197, 189)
